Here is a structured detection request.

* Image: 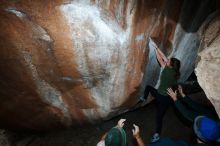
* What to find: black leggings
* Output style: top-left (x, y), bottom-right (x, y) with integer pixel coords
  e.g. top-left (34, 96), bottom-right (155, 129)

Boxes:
top-left (144, 85), bottom-right (173, 134)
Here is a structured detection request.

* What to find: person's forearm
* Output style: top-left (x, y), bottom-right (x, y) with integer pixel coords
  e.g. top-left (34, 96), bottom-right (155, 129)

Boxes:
top-left (135, 136), bottom-right (145, 146)
top-left (156, 47), bottom-right (168, 62)
top-left (155, 49), bottom-right (162, 61)
top-left (155, 48), bottom-right (165, 67)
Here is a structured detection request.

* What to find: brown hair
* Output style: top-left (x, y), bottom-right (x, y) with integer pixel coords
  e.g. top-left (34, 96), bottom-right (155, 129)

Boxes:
top-left (170, 57), bottom-right (181, 79)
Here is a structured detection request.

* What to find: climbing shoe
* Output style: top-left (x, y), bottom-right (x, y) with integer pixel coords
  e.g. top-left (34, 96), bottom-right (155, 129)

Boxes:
top-left (150, 133), bottom-right (160, 143)
top-left (139, 96), bottom-right (145, 102)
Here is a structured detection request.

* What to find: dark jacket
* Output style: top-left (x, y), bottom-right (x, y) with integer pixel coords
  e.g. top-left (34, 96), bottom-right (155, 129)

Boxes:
top-left (174, 96), bottom-right (218, 123)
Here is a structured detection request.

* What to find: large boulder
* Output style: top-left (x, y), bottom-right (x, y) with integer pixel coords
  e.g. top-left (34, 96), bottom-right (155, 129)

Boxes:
top-left (0, 0), bottom-right (218, 130)
top-left (196, 12), bottom-right (220, 117)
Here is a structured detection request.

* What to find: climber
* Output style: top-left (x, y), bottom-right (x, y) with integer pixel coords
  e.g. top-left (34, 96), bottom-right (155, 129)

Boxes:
top-left (97, 119), bottom-right (127, 146)
top-left (140, 37), bottom-right (181, 142)
top-left (132, 122), bottom-right (220, 146)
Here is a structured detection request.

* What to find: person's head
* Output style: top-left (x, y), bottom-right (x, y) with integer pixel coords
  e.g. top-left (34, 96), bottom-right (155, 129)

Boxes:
top-left (169, 57), bottom-right (181, 69)
top-left (97, 119), bottom-right (126, 146)
top-left (168, 57), bottom-right (181, 79)
top-left (104, 127), bottom-right (126, 146)
top-left (194, 116), bottom-right (220, 143)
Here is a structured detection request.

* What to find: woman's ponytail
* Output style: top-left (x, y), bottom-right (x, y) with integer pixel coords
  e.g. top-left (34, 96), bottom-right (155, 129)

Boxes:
top-left (170, 58), bottom-right (181, 80)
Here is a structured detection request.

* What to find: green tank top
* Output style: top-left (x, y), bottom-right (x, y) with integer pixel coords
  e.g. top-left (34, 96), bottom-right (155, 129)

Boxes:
top-left (158, 67), bottom-right (177, 96)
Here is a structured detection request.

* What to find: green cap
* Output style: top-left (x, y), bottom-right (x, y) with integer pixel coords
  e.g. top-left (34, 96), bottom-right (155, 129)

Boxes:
top-left (105, 127), bottom-right (126, 146)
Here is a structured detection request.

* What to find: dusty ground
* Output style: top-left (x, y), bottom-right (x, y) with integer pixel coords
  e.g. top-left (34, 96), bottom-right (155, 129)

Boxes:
top-left (1, 91), bottom-right (216, 146)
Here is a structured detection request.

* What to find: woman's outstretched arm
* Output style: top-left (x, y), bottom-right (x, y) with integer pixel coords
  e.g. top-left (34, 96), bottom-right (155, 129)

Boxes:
top-left (156, 47), bottom-right (168, 63)
top-left (149, 37), bottom-right (168, 68)
top-left (155, 47), bottom-right (167, 68)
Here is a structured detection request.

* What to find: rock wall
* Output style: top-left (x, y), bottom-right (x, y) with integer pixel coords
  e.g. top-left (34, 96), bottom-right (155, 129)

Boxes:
top-left (0, 0), bottom-right (219, 130)
top-left (196, 11), bottom-right (220, 117)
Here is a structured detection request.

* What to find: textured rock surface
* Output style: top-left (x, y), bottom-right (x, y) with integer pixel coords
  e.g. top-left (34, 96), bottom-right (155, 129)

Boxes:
top-left (196, 12), bottom-right (220, 117)
top-left (0, 0), bottom-right (219, 130)
top-left (0, 130), bottom-right (10, 146)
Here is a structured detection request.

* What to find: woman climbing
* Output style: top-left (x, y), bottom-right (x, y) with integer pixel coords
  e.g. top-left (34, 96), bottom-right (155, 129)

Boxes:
top-left (141, 37), bottom-right (181, 143)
